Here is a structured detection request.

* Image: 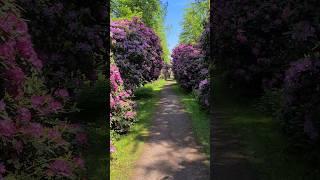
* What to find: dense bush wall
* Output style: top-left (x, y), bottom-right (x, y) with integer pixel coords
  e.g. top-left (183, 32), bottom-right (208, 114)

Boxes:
top-left (17, 0), bottom-right (107, 95)
top-left (282, 57), bottom-right (320, 146)
top-left (111, 17), bottom-right (163, 90)
top-left (110, 54), bottom-right (136, 134)
top-left (0, 2), bottom-right (86, 179)
top-left (172, 44), bottom-right (209, 107)
top-left (213, 0), bottom-right (320, 93)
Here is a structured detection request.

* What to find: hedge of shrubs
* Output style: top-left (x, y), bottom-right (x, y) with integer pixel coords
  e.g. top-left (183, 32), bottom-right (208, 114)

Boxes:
top-left (213, 0), bottom-right (320, 94)
top-left (0, 2), bottom-right (87, 179)
top-left (282, 57), bottom-right (320, 147)
top-left (110, 54), bottom-right (136, 134)
top-left (111, 17), bottom-right (163, 90)
top-left (213, 0), bottom-right (320, 153)
top-left (18, 0), bottom-right (107, 96)
top-left (172, 43), bottom-right (209, 107)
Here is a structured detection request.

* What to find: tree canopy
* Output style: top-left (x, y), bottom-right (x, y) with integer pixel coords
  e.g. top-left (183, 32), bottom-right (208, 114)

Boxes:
top-left (179, 0), bottom-right (209, 44)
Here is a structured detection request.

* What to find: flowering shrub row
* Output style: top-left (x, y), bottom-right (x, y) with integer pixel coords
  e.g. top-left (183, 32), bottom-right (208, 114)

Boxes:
top-left (17, 0), bottom-right (107, 96)
top-left (213, 0), bottom-right (320, 93)
top-left (110, 54), bottom-right (136, 134)
top-left (111, 17), bottom-right (163, 90)
top-left (0, 2), bottom-right (87, 179)
top-left (282, 57), bottom-right (320, 146)
top-left (172, 44), bottom-right (209, 107)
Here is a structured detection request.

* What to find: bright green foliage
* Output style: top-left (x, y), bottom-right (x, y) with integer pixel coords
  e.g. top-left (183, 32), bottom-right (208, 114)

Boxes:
top-left (179, 0), bottom-right (209, 44)
top-left (111, 0), bottom-right (170, 63)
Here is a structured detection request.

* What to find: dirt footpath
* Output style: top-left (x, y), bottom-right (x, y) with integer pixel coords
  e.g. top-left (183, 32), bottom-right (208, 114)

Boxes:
top-left (131, 81), bottom-right (209, 180)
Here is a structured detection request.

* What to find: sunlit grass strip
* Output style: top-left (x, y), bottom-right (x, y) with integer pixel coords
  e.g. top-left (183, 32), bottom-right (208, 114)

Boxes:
top-left (172, 84), bottom-right (210, 156)
top-left (110, 79), bottom-right (166, 180)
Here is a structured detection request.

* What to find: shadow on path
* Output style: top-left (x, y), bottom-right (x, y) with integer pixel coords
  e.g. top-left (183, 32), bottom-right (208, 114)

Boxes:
top-left (131, 81), bottom-right (209, 180)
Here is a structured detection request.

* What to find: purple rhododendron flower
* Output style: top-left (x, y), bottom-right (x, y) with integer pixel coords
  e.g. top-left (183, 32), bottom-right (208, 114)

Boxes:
top-left (31, 96), bottom-right (45, 108)
top-left (16, 107), bottom-right (31, 123)
top-left (54, 89), bottom-right (69, 98)
top-left (0, 120), bottom-right (17, 138)
top-left (21, 123), bottom-right (43, 138)
top-left (49, 100), bottom-right (63, 112)
top-left (47, 160), bottom-right (73, 177)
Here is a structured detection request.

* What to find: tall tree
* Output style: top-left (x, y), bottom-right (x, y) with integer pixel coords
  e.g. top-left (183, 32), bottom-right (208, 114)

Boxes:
top-left (179, 0), bottom-right (209, 44)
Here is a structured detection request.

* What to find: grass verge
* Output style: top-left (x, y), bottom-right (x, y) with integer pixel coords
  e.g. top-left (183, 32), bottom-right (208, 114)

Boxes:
top-left (213, 77), bottom-right (320, 180)
top-left (110, 79), bottom-right (166, 180)
top-left (172, 84), bottom-right (210, 156)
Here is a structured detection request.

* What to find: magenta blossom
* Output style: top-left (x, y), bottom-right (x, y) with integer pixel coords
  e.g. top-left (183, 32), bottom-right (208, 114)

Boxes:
top-left (0, 120), bottom-right (16, 138)
top-left (16, 108), bottom-right (31, 123)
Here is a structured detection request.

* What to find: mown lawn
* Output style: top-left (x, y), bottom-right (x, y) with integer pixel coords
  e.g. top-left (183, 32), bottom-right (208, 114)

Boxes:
top-left (110, 79), bottom-right (166, 180)
top-left (213, 77), bottom-right (320, 180)
top-left (172, 84), bottom-right (210, 156)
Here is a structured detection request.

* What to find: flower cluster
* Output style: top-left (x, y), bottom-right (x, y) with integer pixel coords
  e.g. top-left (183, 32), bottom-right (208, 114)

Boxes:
top-left (111, 17), bottom-right (163, 90)
top-left (213, 0), bottom-right (320, 93)
top-left (110, 55), bottom-right (136, 133)
top-left (282, 57), bottom-right (320, 146)
top-left (172, 44), bottom-right (209, 107)
top-left (0, 2), bottom-right (87, 179)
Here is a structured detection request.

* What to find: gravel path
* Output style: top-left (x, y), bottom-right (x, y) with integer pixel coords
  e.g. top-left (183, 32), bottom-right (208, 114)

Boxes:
top-left (131, 80), bottom-right (209, 180)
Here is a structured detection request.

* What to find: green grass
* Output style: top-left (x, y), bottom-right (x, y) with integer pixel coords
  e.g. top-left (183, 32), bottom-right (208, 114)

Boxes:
top-left (110, 79), bottom-right (166, 180)
top-left (75, 77), bottom-right (108, 179)
top-left (84, 116), bottom-right (108, 179)
top-left (213, 77), bottom-right (320, 180)
top-left (172, 84), bottom-right (210, 156)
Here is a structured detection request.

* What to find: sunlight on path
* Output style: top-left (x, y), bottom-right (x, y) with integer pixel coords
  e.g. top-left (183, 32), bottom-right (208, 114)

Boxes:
top-left (131, 80), bottom-right (209, 180)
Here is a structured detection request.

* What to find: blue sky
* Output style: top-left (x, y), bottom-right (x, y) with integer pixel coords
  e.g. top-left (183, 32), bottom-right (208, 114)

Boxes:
top-left (163, 0), bottom-right (194, 56)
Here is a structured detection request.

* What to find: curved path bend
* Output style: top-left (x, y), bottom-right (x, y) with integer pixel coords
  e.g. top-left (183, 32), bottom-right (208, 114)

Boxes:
top-left (131, 80), bottom-right (209, 180)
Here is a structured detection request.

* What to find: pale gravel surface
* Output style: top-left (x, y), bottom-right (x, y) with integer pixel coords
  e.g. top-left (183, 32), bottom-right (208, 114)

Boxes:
top-left (130, 80), bottom-right (209, 180)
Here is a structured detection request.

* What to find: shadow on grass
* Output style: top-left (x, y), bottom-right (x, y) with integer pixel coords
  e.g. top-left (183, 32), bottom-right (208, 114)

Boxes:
top-left (72, 78), bottom-right (107, 179)
top-left (212, 76), bottom-right (320, 180)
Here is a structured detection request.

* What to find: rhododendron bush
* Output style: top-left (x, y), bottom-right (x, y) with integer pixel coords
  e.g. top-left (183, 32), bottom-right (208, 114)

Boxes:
top-left (110, 54), bottom-right (136, 134)
top-left (0, 2), bottom-right (87, 179)
top-left (172, 44), bottom-right (209, 107)
top-left (111, 17), bottom-right (163, 90)
top-left (282, 57), bottom-right (320, 147)
top-left (17, 0), bottom-right (107, 95)
top-left (213, 0), bottom-right (320, 93)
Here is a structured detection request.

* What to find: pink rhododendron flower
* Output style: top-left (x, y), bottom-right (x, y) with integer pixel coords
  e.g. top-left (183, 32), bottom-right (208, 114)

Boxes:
top-left (49, 100), bottom-right (63, 112)
top-left (125, 111), bottom-right (135, 119)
